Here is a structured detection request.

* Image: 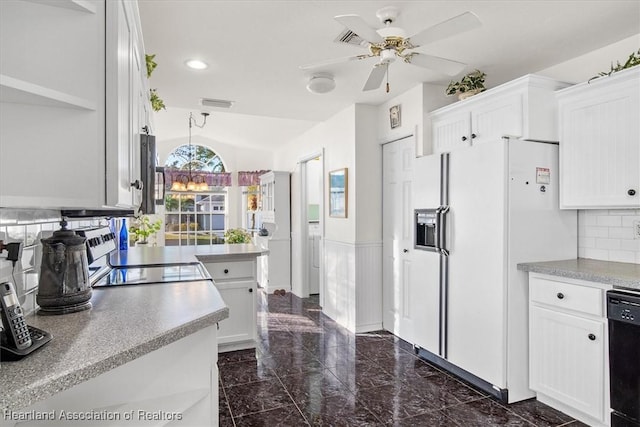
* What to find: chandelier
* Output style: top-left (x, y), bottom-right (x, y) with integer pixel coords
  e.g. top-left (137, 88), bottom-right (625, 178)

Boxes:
top-left (170, 112), bottom-right (210, 192)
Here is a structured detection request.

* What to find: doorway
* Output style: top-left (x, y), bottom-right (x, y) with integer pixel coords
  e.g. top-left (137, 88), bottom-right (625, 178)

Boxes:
top-left (298, 151), bottom-right (324, 302)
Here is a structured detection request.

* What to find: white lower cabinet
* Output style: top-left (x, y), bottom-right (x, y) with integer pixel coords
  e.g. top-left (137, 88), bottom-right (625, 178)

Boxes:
top-left (13, 326), bottom-right (218, 427)
top-left (529, 274), bottom-right (611, 426)
top-left (203, 259), bottom-right (257, 352)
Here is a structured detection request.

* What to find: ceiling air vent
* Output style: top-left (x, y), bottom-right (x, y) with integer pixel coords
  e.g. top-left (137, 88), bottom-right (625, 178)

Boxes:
top-left (334, 29), bottom-right (368, 47)
top-left (200, 98), bottom-right (234, 109)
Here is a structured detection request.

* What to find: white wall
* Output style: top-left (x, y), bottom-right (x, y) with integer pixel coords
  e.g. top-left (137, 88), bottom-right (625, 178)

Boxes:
top-left (537, 33), bottom-right (640, 264)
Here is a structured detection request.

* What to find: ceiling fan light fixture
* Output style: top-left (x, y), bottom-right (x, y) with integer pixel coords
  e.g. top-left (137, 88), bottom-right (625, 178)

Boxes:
top-left (306, 74), bottom-right (336, 94)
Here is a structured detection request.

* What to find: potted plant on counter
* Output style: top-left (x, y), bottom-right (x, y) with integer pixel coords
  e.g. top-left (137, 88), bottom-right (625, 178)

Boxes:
top-left (129, 215), bottom-right (163, 246)
top-left (224, 228), bottom-right (253, 244)
top-left (446, 69), bottom-right (486, 100)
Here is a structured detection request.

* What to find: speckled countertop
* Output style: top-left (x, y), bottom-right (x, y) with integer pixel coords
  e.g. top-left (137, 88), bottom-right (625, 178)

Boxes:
top-left (517, 258), bottom-right (640, 291)
top-left (109, 243), bottom-right (267, 266)
top-left (0, 280), bottom-right (229, 412)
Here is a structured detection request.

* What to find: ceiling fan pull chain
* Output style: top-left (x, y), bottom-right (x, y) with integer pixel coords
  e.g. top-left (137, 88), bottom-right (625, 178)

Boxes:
top-left (386, 63), bottom-right (390, 93)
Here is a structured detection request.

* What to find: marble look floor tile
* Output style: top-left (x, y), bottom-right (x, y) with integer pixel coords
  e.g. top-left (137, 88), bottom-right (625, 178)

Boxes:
top-left (355, 383), bottom-right (435, 424)
top-left (219, 358), bottom-right (275, 387)
top-left (218, 290), bottom-right (582, 427)
top-left (392, 409), bottom-right (458, 427)
top-left (225, 379), bottom-right (295, 417)
top-left (328, 359), bottom-right (396, 391)
top-left (233, 404), bottom-right (309, 426)
top-left (497, 398), bottom-right (575, 427)
top-left (442, 397), bottom-right (533, 426)
top-left (302, 394), bottom-right (385, 426)
top-left (279, 369), bottom-right (354, 408)
top-left (218, 348), bottom-right (260, 365)
top-left (266, 357), bottom-right (326, 378)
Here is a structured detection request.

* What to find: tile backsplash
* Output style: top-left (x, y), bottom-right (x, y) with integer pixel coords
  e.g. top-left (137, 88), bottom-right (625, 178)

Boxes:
top-left (0, 208), bottom-right (105, 314)
top-left (578, 209), bottom-right (640, 264)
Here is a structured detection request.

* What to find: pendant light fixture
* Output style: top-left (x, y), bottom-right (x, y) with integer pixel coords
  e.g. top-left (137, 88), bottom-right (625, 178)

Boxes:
top-left (170, 112), bottom-right (209, 192)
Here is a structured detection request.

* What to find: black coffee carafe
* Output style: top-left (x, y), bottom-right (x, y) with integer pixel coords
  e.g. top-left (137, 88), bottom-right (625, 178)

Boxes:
top-left (37, 220), bottom-right (92, 315)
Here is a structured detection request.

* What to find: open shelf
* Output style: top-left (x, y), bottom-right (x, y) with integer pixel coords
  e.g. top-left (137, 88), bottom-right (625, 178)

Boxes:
top-left (0, 74), bottom-right (96, 110)
top-left (24, 0), bottom-right (97, 14)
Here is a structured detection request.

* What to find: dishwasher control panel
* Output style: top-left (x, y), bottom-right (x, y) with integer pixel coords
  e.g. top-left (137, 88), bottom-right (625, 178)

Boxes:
top-left (608, 290), bottom-right (640, 325)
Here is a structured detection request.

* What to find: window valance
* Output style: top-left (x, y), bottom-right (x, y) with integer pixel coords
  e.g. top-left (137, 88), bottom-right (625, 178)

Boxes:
top-left (237, 170), bottom-right (270, 187)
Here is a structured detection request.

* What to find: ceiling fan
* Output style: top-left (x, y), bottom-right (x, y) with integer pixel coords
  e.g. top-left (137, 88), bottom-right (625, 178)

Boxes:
top-left (300, 6), bottom-right (482, 92)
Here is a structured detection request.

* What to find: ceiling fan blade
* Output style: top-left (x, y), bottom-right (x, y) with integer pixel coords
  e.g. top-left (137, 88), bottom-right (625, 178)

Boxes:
top-left (299, 54), bottom-right (372, 71)
top-left (406, 53), bottom-right (466, 76)
top-left (408, 11), bottom-right (481, 47)
top-left (335, 14), bottom-right (383, 44)
top-left (362, 63), bottom-right (387, 91)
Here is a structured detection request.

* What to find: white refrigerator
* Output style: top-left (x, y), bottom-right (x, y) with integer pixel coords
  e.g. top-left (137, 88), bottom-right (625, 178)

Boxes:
top-left (412, 138), bottom-right (577, 403)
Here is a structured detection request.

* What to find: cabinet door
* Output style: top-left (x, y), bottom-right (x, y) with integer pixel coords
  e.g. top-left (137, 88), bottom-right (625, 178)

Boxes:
top-left (559, 74), bottom-right (640, 208)
top-left (216, 280), bottom-right (256, 346)
top-left (530, 306), bottom-right (605, 421)
top-left (431, 110), bottom-right (471, 153)
top-left (105, 0), bottom-right (141, 208)
top-left (471, 94), bottom-right (523, 144)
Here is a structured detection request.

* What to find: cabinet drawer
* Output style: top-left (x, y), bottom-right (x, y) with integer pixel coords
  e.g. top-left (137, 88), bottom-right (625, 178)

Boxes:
top-left (530, 277), bottom-right (603, 316)
top-left (205, 261), bottom-right (255, 281)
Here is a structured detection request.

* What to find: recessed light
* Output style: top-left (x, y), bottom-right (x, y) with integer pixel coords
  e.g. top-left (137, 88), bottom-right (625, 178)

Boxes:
top-left (185, 59), bottom-right (208, 70)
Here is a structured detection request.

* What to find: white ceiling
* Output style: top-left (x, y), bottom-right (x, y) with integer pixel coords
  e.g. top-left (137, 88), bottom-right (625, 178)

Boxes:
top-left (138, 1), bottom-right (640, 150)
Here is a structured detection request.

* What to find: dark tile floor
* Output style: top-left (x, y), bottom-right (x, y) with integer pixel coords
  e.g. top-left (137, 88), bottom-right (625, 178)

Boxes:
top-left (218, 290), bottom-right (587, 426)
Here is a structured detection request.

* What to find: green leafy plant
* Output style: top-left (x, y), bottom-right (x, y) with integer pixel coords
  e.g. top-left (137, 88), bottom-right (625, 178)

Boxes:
top-left (145, 53), bottom-right (165, 112)
top-left (446, 70), bottom-right (486, 96)
top-left (145, 54), bottom-right (158, 78)
top-left (129, 215), bottom-right (163, 243)
top-left (589, 49), bottom-right (640, 83)
top-left (150, 88), bottom-right (166, 112)
top-left (224, 228), bottom-right (253, 244)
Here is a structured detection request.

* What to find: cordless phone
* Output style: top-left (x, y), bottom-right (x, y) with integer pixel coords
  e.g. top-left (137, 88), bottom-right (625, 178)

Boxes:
top-left (0, 281), bottom-right (52, 359)
top-left (0, 282), bottom-right (31, 350)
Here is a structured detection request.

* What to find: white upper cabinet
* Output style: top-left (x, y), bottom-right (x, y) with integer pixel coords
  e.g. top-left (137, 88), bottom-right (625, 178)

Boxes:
top-left (0, 0), bottom-right (148, 210)
top-left (105, 0), bottom-right (145, 209)
top-left (429, 75), bottom-right (570, 153)
top-left (557, 67), bottom-right (640, 209)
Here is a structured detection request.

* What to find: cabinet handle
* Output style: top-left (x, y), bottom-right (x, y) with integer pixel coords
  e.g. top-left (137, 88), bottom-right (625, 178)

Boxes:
top-left (471, 133), bottom-right (477, 139)
top-left (403, 249), bottom-right (409, 253)
top-left (248, 288), bottom-right (253, 293)
top-left (224, 269), bottom-right (229, 274)
top-left (556, 292), bottom-right (564, 299)
top-left (588, 333), bottom-right (596, 341)
top-left (461, 136), bottom-right (468, 141)
top-left (130, 180), bottom-right (143, 190)
top-left (628, 189), bottom-right (637, 196)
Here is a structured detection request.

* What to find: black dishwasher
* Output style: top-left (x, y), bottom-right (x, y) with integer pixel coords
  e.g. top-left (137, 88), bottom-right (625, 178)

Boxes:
top-left (608, 290), bottom-right (640, 427)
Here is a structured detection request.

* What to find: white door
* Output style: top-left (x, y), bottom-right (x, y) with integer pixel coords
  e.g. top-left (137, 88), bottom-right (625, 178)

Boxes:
top-left (446, 140), bottom-right (507, 387)
top-left (382, 136), bottom-right (415, 341)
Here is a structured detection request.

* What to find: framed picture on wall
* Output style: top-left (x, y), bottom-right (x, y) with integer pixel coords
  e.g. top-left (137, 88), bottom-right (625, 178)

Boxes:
top-left (329, 168), bottom-right (348, 218)
top-left (390, 104), bottom-right (401, 129)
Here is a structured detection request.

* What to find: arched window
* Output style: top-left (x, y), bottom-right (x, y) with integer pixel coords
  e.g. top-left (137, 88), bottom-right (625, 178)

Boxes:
top-left (163, 144), bottom-right (227, 246)
top-left (165, 144), bottom-right (225, 173)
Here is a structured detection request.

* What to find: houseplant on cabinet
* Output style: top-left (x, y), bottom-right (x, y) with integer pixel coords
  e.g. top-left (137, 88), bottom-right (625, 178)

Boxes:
top-left (446, 70), bottom-right (487, 100)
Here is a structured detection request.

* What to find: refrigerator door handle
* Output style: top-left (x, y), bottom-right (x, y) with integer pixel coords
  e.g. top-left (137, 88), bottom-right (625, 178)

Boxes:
top-left (437, 206), bottom-right (450, 256)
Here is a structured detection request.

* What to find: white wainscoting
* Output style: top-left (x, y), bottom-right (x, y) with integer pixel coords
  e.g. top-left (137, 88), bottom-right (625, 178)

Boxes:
top-left (323, 239), bottom-right (382, 333)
